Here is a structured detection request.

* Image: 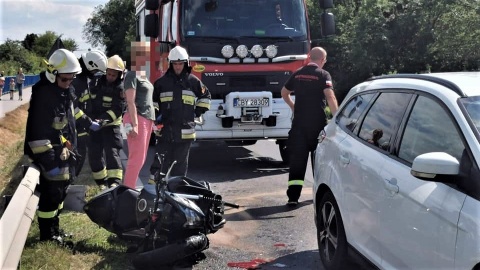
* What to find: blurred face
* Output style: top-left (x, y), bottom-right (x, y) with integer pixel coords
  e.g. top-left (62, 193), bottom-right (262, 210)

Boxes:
top-left (56, 73), bottom-right (76, 89)
top-left (106, 69), bottom-right (120, 83)
top-left (130, 41), bottom-right (150, 72)
top-left (172, 61), bottom-right (185, 75)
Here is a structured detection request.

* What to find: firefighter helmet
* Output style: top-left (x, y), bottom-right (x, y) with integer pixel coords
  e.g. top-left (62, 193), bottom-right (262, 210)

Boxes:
top-left (81, 50), bottom-right (108, 73)
top-left (107, 55), bottom-right (125, 79)
top-left (168, 46), bottom-right (189, 65)
top-left (45, 49), bottom-right (82, 83)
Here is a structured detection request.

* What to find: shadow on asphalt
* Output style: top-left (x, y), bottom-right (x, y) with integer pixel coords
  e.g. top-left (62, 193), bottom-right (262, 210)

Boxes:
top-left (224, 199), bottom-right (314, 222)
top-left (188, 141), bottom-right (288, 183)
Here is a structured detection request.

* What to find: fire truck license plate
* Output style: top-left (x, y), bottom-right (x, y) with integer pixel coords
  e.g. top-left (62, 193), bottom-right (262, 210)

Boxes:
top-left (233, 98), bottom-right (269, 107)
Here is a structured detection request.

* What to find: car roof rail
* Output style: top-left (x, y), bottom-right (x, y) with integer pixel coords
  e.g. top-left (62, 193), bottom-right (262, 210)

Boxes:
top-left (367, 74), bottom-right (466, 97)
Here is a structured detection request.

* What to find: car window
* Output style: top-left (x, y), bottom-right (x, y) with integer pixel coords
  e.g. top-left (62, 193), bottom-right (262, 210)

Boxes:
top-left (337, 93), bottom-right (375, 132)
top-left (460, 96), bottom-right (480, 134)
top-left (399, 95), bottom-right (464, 163)
top-left (359, 92), bottom-right (412, 150)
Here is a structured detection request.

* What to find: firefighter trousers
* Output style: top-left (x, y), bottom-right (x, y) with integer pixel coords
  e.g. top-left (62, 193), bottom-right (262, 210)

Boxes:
top-left (286, 128), bottom-right (318, 202)
top-left (37, 176), bottom-right (70, 240)
top-left (150, 140), bottom-right (192, 177)
top-left (88, 125), bottom-right (123, 186)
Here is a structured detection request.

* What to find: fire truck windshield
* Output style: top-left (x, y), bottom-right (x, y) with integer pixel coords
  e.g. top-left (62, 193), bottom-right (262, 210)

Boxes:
top-left (182, 0), bottom-right (308, 39)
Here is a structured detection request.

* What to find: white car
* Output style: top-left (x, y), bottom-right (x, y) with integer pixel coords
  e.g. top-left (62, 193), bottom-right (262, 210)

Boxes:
top-left (313, 72), bottom-right (480, 270)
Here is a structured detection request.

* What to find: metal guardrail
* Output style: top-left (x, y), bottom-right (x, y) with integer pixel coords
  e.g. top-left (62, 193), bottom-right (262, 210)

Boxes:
top-left (0, 165), bottom-right (40, 270)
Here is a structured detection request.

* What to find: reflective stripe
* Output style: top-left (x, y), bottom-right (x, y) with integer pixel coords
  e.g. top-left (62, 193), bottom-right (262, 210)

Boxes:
top-left (107, 169), bottom-right (123, 180)
top-left (29, 140), bottom-right (53, 154)
top-left (103, 96), bottom-right (113, 102)
top-left (52, 116), bottom-right (68, 130)
top-left (92, 168), bottom-right (107, 180)
top-left (182, 95), bottom-right (195, 105)
top-left (79, 93), bottom-right (90, 103)
top-left (74, 108), bottom-right (85, 120)
top-left (104, 111), bottom-right (122, 126)
top-left (181, 128), bottom-right (196, 140)
top-left (78, 132), bottom-right (89, 137)
top-left (90, 93), bottom-right (97, 99)
top-left (160, 91), bottom-right (173, 103)
top-left (196, 98), bottom-right (211, 109)
top-left (288, 180), bottom-right (304, 186)
top-left (58, 202), bottom-right (64, 210)
top-left (37, 209), bottom-right (57, 219)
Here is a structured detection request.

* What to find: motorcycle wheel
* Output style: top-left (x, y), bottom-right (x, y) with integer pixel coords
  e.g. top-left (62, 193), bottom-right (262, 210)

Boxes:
top-left (132, 234), bottom-right (209, 269)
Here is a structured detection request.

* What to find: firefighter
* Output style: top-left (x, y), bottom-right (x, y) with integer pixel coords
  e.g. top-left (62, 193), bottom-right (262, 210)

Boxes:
top-left (149, 46), bottom-right (211, 178)
top-left (281, 47), bottom-right (338, 206)
top-left (87, 55), bottom-right (125, 189)
top-left (24, 48), bottom-right (81, 243)
top-left (71, 50), bottom-right (108, 176)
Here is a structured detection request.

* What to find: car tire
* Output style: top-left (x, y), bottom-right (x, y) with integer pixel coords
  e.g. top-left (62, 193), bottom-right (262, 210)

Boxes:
top-left (316, 191), bottom-right (348, 270)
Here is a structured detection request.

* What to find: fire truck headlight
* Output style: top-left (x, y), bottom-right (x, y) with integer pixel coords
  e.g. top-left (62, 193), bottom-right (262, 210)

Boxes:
top-left (221, 45), bottom-right (234, 58)
top-left (236, 45), bottom-right (248, 58)
top-left (251, 45), bottom-right (263, 58)
top-left (265, 45), bottom-right (278, 58)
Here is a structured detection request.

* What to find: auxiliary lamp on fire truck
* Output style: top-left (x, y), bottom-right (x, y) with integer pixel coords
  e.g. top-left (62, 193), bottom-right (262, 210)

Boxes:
top-left (221, 44), bottom-right (278, 59)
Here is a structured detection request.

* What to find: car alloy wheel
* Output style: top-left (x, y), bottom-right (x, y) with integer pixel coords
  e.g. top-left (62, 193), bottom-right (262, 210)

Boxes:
top-left (317, 191), bottom-right (347, 270)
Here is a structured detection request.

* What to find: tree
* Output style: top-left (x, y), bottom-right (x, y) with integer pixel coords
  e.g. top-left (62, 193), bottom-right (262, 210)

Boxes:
top-left (0, 39), bottom-right (43, 75)
top-left (22, 34), bottom-right (38, 51)
top-left (83, 0), bottom-right (135, 64)
top-left (29, 31), bottom-right (78, 58)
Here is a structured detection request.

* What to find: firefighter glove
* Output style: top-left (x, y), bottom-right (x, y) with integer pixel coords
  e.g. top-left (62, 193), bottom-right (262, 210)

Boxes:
top-left (46, 167), bottom-right (61, 177)
top-left (89, 121), bottom-right (101, 131)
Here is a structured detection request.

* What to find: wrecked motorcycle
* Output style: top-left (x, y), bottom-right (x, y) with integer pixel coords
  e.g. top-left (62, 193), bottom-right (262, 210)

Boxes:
top-left (83, 155), bottom-right (239, 268)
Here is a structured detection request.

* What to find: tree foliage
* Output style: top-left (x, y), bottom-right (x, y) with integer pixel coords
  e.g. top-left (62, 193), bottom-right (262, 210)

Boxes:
top-left (83, 0), bottom-right (136, 64)
top-left (307, 0), bottom-right (480, 101)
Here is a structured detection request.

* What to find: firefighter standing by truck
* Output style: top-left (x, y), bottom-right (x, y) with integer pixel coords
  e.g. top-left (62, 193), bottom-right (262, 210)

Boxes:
top-left (149, 46), bottom-right (211, 178)
top-left (71, 50), bottom-right (108, 176)
top-left (24, 49), bottom-right (81, 243)
top-left (281, 47), bottom-right (338, 206)
top-left (87, 55), bottom-right (125, 189)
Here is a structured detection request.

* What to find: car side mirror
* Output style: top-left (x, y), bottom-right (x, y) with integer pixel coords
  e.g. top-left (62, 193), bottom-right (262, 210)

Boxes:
top-left (411, 152), bottom-right (459, 182)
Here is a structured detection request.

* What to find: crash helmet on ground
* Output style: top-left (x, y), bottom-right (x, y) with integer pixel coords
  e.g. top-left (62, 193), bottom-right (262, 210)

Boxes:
top-left (168, 46), bottom-right (189, 66)
top-left (45, 49), bottom-right (82, 83)
top-left (81, 50), bottom-right (108, 73)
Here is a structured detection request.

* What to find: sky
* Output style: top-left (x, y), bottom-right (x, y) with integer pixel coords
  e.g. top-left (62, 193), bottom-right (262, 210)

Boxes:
top-left (0, 0), bottom-right (110, 55)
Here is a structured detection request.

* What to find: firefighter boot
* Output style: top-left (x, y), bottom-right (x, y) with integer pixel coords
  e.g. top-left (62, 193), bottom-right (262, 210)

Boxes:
top-left (95, 178), bottom-right (108, 190)
top-left (38, 217), bottom-right (55, 241)
top-left (107, 178), bottom-right (120, 188)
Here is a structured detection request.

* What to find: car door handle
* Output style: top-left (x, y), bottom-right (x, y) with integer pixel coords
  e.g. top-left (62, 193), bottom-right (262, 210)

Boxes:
top-left (339, 153), bottom-right (350, 164)
top-left (384, 179), bottom-right (399, 194)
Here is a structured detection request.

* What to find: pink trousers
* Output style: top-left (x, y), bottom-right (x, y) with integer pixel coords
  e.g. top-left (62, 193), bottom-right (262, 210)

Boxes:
top-left (123, 114), bottom-right (153, 188)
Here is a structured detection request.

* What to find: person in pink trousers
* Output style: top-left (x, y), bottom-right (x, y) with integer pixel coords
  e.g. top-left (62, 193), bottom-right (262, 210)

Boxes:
top-left (122, 41), bottom-right (155, 188)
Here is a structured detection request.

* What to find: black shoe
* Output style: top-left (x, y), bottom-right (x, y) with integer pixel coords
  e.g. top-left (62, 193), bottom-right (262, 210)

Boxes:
top-left (286, 200), bottom-right (298, 207)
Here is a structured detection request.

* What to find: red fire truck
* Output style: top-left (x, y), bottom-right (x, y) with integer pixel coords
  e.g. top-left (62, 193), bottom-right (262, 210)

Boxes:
top-left (135, 0), bottom-right (334, 162)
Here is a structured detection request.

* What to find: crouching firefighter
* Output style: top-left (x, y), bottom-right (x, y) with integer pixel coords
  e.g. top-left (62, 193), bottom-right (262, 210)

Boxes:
top-left (149, 46), bottom-right (211, 179)
top-left (88, 55), bottom-right (125, 189)
top-left (24, 49), bottom-right (81, 243)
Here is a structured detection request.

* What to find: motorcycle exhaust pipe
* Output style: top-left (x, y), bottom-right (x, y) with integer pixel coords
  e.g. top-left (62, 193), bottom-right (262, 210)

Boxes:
top-left (132, 234), bottom-right (209, 268)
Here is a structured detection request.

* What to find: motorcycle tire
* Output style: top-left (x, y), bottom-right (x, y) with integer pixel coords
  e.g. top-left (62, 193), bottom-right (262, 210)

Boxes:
top-left (132, 234), bottom-right (209, 269)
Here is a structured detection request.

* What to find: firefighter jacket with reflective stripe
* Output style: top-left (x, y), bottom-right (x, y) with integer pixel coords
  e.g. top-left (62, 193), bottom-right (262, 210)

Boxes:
top-left (89, 76), bottom-right (124, 126)
top-left (153, 69), bottom-right (211, 142)
top-left (71, 72), bottom-right (93, 136)
top-left (24, 72), bottom-right (77, 180)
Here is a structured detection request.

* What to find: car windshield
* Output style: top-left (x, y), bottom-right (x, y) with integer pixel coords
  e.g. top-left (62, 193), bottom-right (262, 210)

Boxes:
top-left (460, 96), bottom-right (480, 134)
top-left (181, 0), bottom-right (308, 39)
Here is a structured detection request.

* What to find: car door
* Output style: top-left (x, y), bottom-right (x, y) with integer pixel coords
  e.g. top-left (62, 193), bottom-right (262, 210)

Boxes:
top-left (334, 91), bottom-right (411, 265)
top-left (378, 94), bottom-right (467, 269)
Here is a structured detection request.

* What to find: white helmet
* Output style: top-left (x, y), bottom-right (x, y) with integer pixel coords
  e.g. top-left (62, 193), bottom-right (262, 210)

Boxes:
top-left (107, 55), bottom-right (125, 79)
top-left (45, 49), bottom-right (82, 83)
top-left (168, 46), bottom-right (189, 65)
top-left (81, 50), bottom-right (108, 73)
